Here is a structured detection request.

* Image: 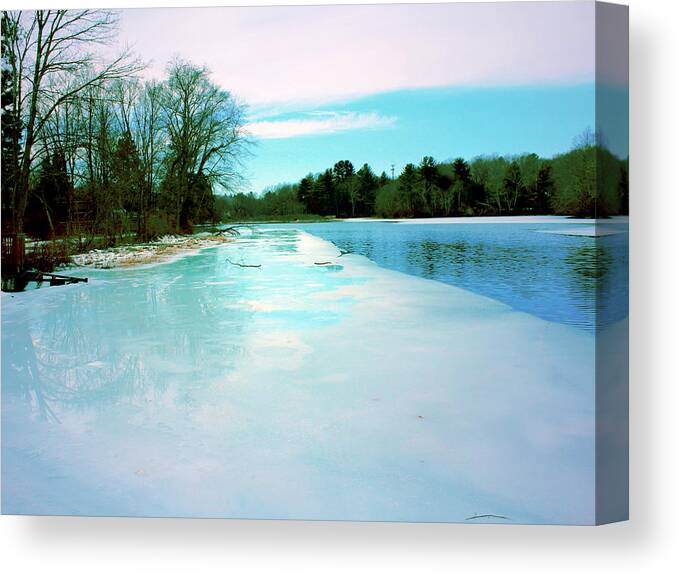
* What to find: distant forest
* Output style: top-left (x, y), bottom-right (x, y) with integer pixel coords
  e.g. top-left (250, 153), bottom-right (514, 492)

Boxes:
top-left (219, 132), bottom-right (629, 221)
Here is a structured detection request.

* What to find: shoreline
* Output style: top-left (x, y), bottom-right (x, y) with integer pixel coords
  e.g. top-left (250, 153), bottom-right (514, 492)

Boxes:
top-left (20, 214), bottom-right (629, 274)
top-left (223, 214), bottom-right (629, 224)
top-left (69, 233), bottom-right (235, 269)
top-left (1, 226), bottom-right (600, 523)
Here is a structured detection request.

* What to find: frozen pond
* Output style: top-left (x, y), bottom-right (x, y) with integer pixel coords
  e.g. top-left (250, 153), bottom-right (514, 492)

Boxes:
top-left (292, 217), bottom-right (629, 332)
top-left (1, 222), bottom-right (617, 523)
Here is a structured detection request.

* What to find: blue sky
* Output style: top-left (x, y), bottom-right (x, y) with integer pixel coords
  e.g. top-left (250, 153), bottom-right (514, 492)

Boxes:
top-left (245, 84), bottom-right (599, 192)
top-left (115, 3), bottom-right (628, 194)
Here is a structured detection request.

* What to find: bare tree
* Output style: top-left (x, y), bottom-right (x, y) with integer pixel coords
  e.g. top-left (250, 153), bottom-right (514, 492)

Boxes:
top-left (132, 80), bottom-right (164, 237)
top-left (110, 77), bottom-right (138, 136)
top-left (160, 60), bottom-right (247, 228)
top-left (3, 9), bottom-right (142, 233)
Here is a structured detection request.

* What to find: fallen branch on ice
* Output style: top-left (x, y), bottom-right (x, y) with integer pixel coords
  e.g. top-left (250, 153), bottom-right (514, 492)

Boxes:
top-left (465, 514), bottom-right (511, 521)
top-left (219, 226), bottom-right (241, 236)
top-left (225, 258), bottom-right (261, 268)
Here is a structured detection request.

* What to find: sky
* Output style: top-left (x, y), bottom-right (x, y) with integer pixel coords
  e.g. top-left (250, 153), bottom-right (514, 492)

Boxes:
top-left (114, 2), bottom-right (626, 193)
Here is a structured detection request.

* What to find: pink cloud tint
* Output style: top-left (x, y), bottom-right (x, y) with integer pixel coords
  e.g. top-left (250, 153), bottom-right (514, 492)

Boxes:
top-left (117, 2), bottom-right (596, 106)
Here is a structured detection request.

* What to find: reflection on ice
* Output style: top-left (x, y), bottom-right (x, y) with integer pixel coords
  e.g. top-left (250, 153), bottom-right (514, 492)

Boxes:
top-left (3, 227), bottom-right (599, 523)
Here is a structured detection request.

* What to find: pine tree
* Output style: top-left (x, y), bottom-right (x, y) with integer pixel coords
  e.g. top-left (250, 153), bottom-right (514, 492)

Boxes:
top-left (314, 169), bottom-right (335, 216)
top-left (534, 164), bottom-right (555, 214)
top-left (398, 163), bottom-right (418, 215)
top-left (417, 157), bottom-right (438, 215)
top-left (332, 161), bottom-right (354, 216)
top-left (355, 163), bottom-right (378, 216)
top-left (297, 175), bottom-right (314, 212)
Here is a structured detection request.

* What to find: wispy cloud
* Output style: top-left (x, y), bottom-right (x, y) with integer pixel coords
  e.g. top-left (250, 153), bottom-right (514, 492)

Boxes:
top-left (245, 111), bottom-right (396, 140)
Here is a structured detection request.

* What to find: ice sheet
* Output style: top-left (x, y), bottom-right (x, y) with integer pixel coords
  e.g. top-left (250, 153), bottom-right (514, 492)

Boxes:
top-left (360, 215), bottom-right (630, 226)
top-left (536, 226), bottom-right (625, 237)
top-left (2, 228), bottom-right (597, 523)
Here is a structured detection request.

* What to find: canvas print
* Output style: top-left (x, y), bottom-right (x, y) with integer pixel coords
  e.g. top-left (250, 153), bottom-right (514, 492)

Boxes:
top-left (1, 2), bottom-right (628, 524)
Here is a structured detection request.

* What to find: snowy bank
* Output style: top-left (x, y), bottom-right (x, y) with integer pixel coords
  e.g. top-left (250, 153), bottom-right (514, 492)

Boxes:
top-left (70, 233), bottom-right (234, 268)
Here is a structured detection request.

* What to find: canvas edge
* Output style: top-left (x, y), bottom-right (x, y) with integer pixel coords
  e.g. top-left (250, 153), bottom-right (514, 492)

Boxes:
top-left (594, 0), bottom-right (630, 526)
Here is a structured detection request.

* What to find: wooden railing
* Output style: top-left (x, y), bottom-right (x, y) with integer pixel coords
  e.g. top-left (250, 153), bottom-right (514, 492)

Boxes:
top-left (1, 233), bottom-right (25, 273)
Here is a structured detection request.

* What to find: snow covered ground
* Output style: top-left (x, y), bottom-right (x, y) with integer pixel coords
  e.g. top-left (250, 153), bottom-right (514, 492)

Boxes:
top-left (2, 228), bottom-right (601, 523)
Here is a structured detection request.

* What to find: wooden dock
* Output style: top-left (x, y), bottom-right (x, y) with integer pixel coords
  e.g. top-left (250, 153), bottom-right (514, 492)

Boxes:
top-left (2, 233), bottom-right (88, 291)
top-left (25, 271), bottom-right (88, 287)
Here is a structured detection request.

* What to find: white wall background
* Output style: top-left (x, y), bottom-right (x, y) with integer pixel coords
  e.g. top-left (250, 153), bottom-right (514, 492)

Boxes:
top-left (1, 0), bottom-right (676, 573)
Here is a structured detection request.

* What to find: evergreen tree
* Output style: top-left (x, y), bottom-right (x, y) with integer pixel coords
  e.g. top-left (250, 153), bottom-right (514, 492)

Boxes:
top-left (534, 163), bottom-right (555, 214)
top-left (26, 153), bottom-right (72, 238)
top-left (332, 160), bottom-right (354, 216)
top-left (398, 163), bottom-right (419, 215)
top-left (333, 160), bottom-right (354, 182)
top-left (314, 169), bottom-right (335, 216)
top-left (418, 156), bottom-right (437, 213)
top-left (112, 133), bottom-right (143, 212)
top-left (297, 175), bottom-right (314, 212)
top-left (355, 163), bottom-right (378, 216)
top-left (452, 158), bottom-right (471, 184)
top-left (618, 164), bottom-right (629, 215)
top-left (451, 158), bottom-right (472, 212)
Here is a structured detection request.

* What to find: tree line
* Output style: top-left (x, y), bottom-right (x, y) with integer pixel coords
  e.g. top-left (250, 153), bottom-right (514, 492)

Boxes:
top-left (220, 131), bottom-right (629, 221)
top-left (1, 9), bottom-right (628, 246)
top-left (1, 10), bottom-right (247, 243)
